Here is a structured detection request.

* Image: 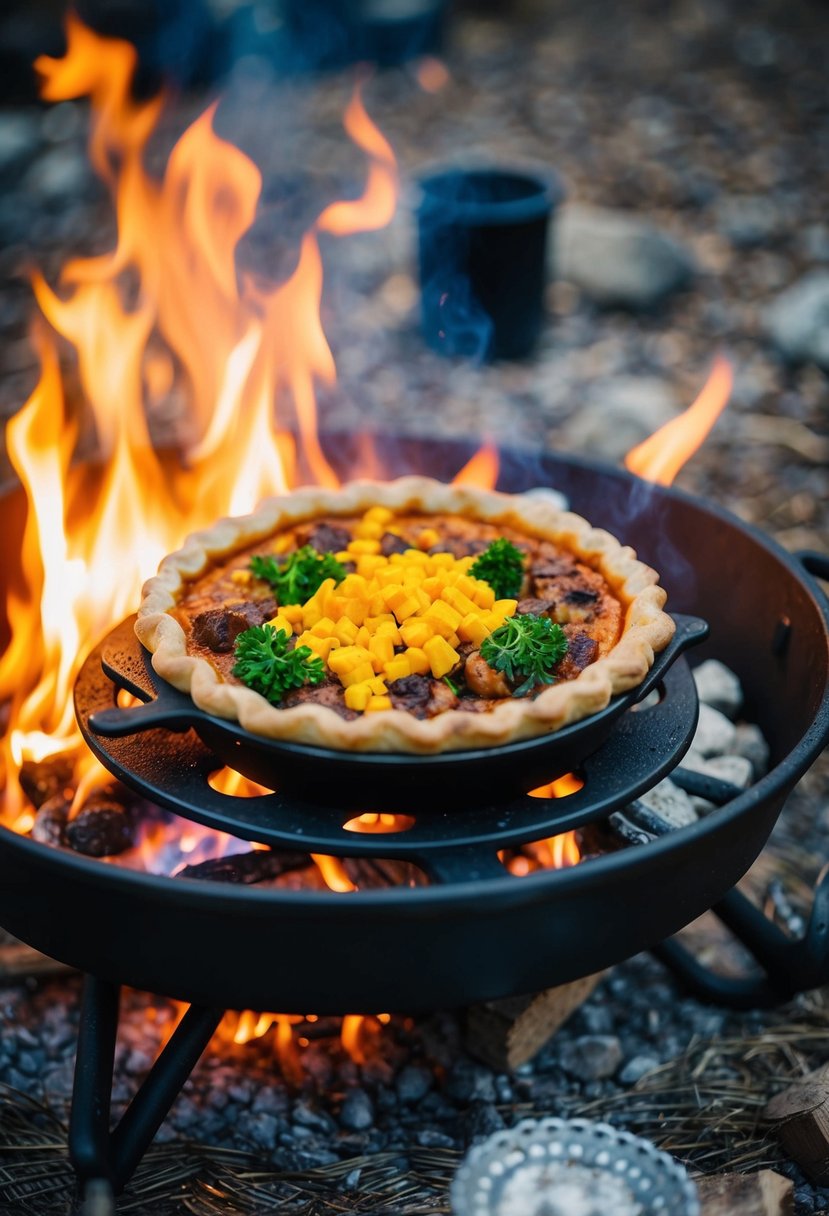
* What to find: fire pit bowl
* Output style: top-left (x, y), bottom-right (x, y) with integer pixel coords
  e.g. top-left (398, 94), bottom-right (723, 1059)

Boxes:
top-left (0, 438), bottom-right (828, 1018)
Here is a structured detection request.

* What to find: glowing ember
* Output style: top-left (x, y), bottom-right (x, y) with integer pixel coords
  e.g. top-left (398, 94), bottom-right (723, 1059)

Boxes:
top-left (625, 355), bottom-right (733, 486)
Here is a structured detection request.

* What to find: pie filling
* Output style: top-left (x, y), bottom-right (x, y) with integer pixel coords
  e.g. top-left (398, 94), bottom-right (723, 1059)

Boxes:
top-left (173, 507), bottom-right (624, 721)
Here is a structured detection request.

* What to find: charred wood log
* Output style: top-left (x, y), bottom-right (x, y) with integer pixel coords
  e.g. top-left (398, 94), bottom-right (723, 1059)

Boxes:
top-left (342, 857), bottom-right (427, 889)
top-left (19, 755), bottom-right (74, 809)
top-left (177, 849), bottom-right (309, 884)
top-left (65, 791), bottom-right (137, 857)
top-left (31, 794), bottom-right (70, 846)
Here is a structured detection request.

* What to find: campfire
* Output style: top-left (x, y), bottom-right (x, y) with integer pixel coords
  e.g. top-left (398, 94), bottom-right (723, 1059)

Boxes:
top-left (3, 11), bottom-right (829, 1213)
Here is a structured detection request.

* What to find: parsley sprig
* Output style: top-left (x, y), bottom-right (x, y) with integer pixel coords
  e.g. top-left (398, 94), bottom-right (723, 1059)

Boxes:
top-left (233, 624), bottom-right (325, 703)
top-left (469, 538), bottom-right (525, 599)
top-left (250, 546), bottom-right (346, 605)
top-left (480, 613), bottom-right (568, 697)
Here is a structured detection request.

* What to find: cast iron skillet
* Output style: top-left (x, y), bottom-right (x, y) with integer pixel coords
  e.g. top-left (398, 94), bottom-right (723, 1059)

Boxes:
top-left (87, 614), bottom-right (707, 812)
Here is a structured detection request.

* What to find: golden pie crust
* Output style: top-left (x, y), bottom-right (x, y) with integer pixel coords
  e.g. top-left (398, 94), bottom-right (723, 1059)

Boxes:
top-left (135, 477), bottom-right (675, 753)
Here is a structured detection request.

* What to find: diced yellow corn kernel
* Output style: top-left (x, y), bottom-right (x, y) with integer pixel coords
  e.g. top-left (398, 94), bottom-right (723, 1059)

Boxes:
top-left (423, 635), bottom-right (460, 679)
top-left (333, 617), bottom-right (358, 645)
top-left (328, 646), bottom-right (369, 676)
top-left (231, 568), bottom-right (253, 586)
top-left (405, 647), bottom-right (431, 675)
top-left (368, 675), bottom-right (387, 695)
top-left (431, 552), bottom-right (455, 569)
top-left (355, 625), bottom-right (371, 649)
top-left (403, 549), bottom-right (429, 566)
top-left (416, 527), bottom-right (440, 550)
top-left (374, 621), bottom-right (402, 645)
top-left (280, 603), bottom-right (304, 624)
top-left (354, 519), bottom-right (384, 540)
top-left (335, 550), bottom-right (351, 563)
top-left (457, 613), bottom-right (491, 646)
top-left (341, 660), bottom-right (376, 687)
top-left (339, 573), bottom-right (368, 597)
top-left (342, 598), bottom-right (368, 626)
top-left (365, 695), bottom-right (392, 712)
top-left (347, 538), bottom-right (381, 556)
top-left (455, 575), bottom-right (480, 598)
top-left (344, 682), bottom-right (372, 711)
top-left (447, 632), bottom-right (460, 649)
top-left (368, 634), bottom-right (395, 670)
top-left (422, 575), bottom-right (446, 598)
top-left (271, 534), bottom-right (294, 554)
top-left (441, 586), bottom-right (478, 617)
top-left (422, 600), bottom-right (463, 637)
top-left (265, 614), bottom-right (293, 637)
top-left (357, 554), bottom-right (386, 578)
top-left (310, 616), bottom-right (337, 638)
top-left (470, 582), bottom-right (496, 609)
top-left (376, 565), bottom-right (404, 587)
top-left (384, 655), bottom-right (411, 682)
top-left (392, 595), bottom-right (420, 622)
top-left (302, 635), bottom-right (338, 661)
top-left (493, 599), bottom-right (518, 618)
top-left (399, 618), bottom-right (434, 648)
top-left (364, 506), bottom-right (394, 525)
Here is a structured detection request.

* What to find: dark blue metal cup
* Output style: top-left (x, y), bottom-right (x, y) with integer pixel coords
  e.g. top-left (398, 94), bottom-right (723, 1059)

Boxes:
top-left (416, 165), bottom-right (564, 360)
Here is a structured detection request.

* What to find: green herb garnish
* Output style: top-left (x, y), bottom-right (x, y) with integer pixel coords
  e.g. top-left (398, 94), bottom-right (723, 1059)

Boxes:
top-left (250, 546), bottom-right (346, 605)
top-left (233, 624), bottom-right (325, 703)
top-left (468, 538), bottom-right (525, 599)
top-left (443, 675), bottom-right (459, 695)
top-left (480, 613), bottom-right (568, 697)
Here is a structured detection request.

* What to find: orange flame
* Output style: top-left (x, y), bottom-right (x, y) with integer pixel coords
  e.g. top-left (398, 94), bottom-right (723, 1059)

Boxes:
top-left (625, 356), bottom-right (733, 486)
top-left (0, 18), bottom-right (398, 841)
top-left (452, 442), bottom-right (500, 490)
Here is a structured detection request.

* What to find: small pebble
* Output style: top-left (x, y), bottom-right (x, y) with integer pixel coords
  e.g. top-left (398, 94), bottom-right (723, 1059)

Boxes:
top-left (693, 660), bottom-right (743, 719)
top-left (339, 1089), bottom-right (374, 1132)
top-left (559, 1035), bottom-right (623, 1081)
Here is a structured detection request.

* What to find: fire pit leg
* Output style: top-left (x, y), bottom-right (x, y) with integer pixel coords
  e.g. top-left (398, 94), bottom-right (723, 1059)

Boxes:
top-left (68, 974), bottom-right (224, 1194)
top-left (654, 873), bottom-right (829, 1008)
top-left (69, 976), bottom-right (120, 1185)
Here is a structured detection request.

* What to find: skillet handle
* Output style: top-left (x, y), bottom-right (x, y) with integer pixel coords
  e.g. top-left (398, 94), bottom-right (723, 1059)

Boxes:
top-left (633, 613), bottom-right (709, 703)
top-left (89, 680), bottom-right (209, 736)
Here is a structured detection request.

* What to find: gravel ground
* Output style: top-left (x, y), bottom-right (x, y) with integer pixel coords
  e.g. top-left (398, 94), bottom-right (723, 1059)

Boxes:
top-left (1, 0), bottom-right (829, 1212)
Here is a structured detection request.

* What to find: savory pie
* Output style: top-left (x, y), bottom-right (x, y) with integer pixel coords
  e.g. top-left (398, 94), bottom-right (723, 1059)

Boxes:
top-left (136, 477), bottom-right (674, 753)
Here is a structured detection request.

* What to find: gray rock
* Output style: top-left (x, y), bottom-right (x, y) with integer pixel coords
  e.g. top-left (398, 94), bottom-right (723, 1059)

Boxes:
top-left (339, 1089), bottom-right (374, 1132)
top-left (765, 271), bottom-right (829, 368)
top-left (619, 1055), bottom-right (660, 1085)
top-left (416, 1128), bottom-right (456, 1148)
top-left (237, 1111), bottom-right (279, 1152)
top-left (680, 752), bottom-right (754, 790)
top-left (464, 1102), bottom-right (506, 1144)
top-left (559, 1035), bottom-right (623, 1081)
top-left (24, 145), bottom-right (90, 203)
top-left (733, 722), bottom-right (771, 777)
top-left (693, 660), bottom-right (743, 719)
top-left (637, 778), bottom-right (698, 828)
top-left (715, 194), bottom-right (779, 248)
top-left (293, 1100), bottom-right (337, 1135)
top-left (555, 203), bottom-right (695, 308)
top-left (561, 376), bottom-right (680, 460)
top-left (0, 112), bottom-right (40, 175)
top-left (446, 1059), bottom-right (497, 1104)
top-left (396, 1064), bottom-right (433, 1104)
top-left (692, 703), bottom-right (737, 758)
